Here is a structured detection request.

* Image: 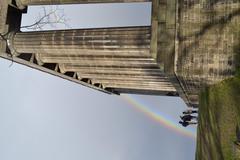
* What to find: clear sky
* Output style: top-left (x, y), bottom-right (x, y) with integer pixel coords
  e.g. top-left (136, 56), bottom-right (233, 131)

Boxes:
top-left (0, 3), bottom-right (196, 160)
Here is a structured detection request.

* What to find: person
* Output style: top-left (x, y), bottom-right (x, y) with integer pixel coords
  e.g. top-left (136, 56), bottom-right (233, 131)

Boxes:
top-left (182, 109), bottom-right (198, 115)
top-left (180, 114), bottom-right (198, 122)
top-left (179, 121), bottom-right (197, 127)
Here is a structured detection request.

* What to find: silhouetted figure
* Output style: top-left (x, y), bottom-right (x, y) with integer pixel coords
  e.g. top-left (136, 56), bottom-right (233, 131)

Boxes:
top-left (183, 109), bottom-right (198, 115)
top-left (180, 115), bottom-right (198, 122)
top-left (179, 121), bottom-right (197, 127)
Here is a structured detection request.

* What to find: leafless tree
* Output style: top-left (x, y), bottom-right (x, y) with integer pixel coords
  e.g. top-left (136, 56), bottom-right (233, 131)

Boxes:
top-left (21, 6), bottom-right (70, 30)
top-left (1, 6), bottom-right (71, 67)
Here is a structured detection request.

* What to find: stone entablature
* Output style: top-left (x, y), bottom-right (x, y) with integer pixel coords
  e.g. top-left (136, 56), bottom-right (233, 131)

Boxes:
top-left (15, 0), bottom-right (150, 9)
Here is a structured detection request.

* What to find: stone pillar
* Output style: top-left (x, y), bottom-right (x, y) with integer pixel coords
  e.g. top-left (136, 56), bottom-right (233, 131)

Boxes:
top-left (60, 64), bottom-right (164, 75)
top-left (75, 72), bottom-right (176, 92)
top-left (7, 27), bottom-right (176, 93)
top-left (16, 0), bottom-right (150, 9)
top-left (8, 27), bottom-right (151, 56)
top-left (80, 71), bottom-right (166, 79)
top-left (101, 83), bottom-right (176, 92)
top-left (35, 54), bottom-right (156, 66)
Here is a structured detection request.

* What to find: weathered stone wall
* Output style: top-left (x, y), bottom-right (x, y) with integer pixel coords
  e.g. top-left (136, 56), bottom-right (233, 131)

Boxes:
top-left (176, 0), bottom-right (240, 103)
top-left (15, 0), bottom-right (150, 9)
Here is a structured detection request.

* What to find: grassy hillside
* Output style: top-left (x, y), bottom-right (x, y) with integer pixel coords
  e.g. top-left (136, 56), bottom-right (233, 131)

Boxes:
top-left (196, 76), bottom-right (240, 160)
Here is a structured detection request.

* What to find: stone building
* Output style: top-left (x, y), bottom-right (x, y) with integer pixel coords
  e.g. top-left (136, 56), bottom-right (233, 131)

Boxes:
top-left (0, 0), bottom-right (239, 107)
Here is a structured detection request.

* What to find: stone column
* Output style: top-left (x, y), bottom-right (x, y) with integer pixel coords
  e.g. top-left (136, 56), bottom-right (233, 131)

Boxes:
top-left (8, 27), bottom-right (151, 56)
top-left (16, 0), bottom-right (150, 9)
top-left (60, 64), bottom-right (163, 75)
top-left (35, 54), bottom-right (155, 66)
top-left (100, 82), bottom-right (176, 92)
top-left (75, 72), bottom-right (176, 92)
top-left (7, 27), bottom-right (177, 94)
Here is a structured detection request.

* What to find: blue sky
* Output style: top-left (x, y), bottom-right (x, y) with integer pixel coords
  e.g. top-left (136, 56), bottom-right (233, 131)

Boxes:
top-left (0, 3), bottom-right (196, 160)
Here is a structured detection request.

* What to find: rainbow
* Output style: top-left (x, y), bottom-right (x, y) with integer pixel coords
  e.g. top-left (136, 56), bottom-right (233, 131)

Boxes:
top-left (121, 94), bottom-right (196, 139)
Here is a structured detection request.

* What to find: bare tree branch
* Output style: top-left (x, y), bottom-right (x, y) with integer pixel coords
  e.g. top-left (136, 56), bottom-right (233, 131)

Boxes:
top-left (21, 6), bottom-right (71, 30)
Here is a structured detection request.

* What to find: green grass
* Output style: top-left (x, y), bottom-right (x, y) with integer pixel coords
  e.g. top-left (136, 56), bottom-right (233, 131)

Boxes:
top-left (196, 76), bottom-right (240, 160)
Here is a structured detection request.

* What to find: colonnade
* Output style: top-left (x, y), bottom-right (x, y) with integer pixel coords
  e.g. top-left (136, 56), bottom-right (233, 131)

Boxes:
top-left (8, 0), bottom-right (176, 93)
